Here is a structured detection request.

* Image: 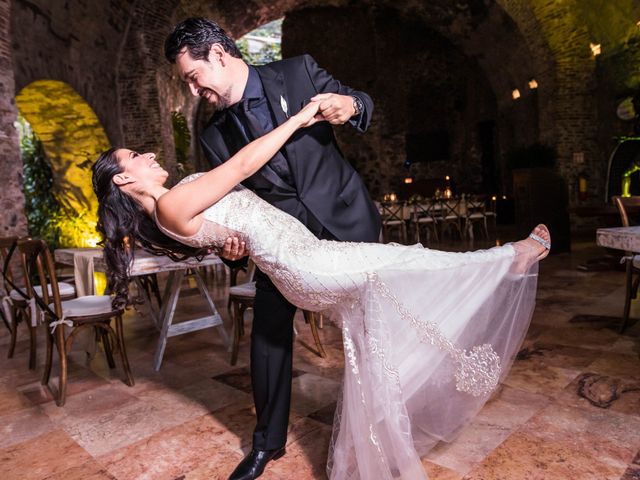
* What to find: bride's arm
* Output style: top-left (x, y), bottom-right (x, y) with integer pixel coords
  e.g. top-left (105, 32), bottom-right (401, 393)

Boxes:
top-left (157, 101), bottom-right (321, 235)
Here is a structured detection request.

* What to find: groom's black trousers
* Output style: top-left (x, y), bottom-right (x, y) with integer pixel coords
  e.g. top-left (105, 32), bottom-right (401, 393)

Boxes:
top-left (251, 269), bottom-right (297, 450)
top-left (250, 226), bottom-right (335, 450)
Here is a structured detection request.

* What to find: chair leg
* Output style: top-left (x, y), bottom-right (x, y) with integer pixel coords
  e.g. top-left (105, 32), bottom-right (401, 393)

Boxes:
top-left (115, 316), bottom-right (134, 387)
top-left (100, 326), bottom-right (116, 369)
top-left (55, 326), bottom-right (68, 407)
top-left (8, 306), bottom-right (19, 359)
top-left (305, 311), bottom-right (326, 358)
top-left (28, 322), bottom-right (37, 370)
top-left (42, 323), bottom-right (53, 385)
top-left (621, 261), bottom-right (634, 333)
top-left (149, 274), bottom-right (162, 308)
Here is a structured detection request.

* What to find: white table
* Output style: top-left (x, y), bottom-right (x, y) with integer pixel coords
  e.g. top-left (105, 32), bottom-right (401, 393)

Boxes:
top-left (55, 248), bottom-right (230, 371)
top-left (596, 226), bottom-right (640, 252)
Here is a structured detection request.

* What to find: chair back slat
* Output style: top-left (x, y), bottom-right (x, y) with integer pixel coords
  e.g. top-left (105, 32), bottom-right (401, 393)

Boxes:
top-left (612, 195), bottom-right (640, 228)
top-left (0, 236), bottom-right (18, 296)
top-left (17, 239), bottom-right (63, 318)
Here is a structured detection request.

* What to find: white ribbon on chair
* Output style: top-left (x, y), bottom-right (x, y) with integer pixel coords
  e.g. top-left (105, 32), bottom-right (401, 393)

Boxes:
top-left (2, 295), bottom-right (13, 325)
top-left (620, 255), bottom-right (635, 265)
top-left (49, 314), bottom-right (73, 333)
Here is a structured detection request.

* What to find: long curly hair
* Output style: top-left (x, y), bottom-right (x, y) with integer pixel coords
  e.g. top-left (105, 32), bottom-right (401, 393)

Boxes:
top-left (92, 148), bottom-right (207, 309)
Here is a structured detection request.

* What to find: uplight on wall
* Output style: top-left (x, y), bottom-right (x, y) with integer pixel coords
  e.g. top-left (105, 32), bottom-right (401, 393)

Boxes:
top-left (590, 43), bottom-right (601, 56)
top-left (528, 79), bottom-right (538, 90)
top-left (511, 89), bottom-right (521, 100)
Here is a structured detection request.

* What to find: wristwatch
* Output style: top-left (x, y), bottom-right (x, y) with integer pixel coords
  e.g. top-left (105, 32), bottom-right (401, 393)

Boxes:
top-left (351, 95), bottom-right (364, 116)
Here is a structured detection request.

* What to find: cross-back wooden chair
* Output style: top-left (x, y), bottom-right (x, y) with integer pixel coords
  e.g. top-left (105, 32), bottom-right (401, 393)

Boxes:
top-left (410, 200), bottom-right (439, 245)
top-left (228, 260), bottom-right (326, 365)
top-left (1, 237), bottom-right (22, 344)
top-left (463, 196), bottom-right (489, 240)
top-left (18, 239), bottom-right (133, 406)
top-left (4, 236), bottom-right (77, 369)
top-left (378, 201), bottom-right (408, 244)
top-left (612, 195), bottom-right (640, 333)
top-left (437, 198), bottom-right (465, 240)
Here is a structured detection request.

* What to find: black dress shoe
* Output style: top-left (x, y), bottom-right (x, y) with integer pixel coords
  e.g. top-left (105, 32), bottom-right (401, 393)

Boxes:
top-left (228, 447), bottom-right (286, 480)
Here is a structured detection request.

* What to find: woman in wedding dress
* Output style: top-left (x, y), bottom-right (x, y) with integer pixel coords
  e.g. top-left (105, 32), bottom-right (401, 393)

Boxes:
top-left (92, 100), bottom-right (549, 479)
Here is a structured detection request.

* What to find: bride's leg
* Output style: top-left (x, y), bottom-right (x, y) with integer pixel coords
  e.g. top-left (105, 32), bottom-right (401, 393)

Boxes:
top-left (510, 224), bottom-right (551, 274)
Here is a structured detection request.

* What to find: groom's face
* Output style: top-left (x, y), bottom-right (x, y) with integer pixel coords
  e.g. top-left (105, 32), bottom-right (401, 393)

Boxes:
top-left (175, 46), bottom-right (233, 112)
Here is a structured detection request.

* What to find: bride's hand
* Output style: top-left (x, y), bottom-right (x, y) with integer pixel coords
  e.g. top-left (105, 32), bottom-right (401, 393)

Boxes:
top-left (294, 100), bottom-right (324, 128)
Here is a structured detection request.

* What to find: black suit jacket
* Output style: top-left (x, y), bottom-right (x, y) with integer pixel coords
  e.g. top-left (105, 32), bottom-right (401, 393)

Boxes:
top-left (200, 54), bottom-right (381, 243)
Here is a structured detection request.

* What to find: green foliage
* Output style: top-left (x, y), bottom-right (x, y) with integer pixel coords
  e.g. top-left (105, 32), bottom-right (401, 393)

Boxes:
top-left (507, 143), bottom-right (557, 170)
top-left (16, 116), bottom-right (61, 247)
top-left (171, 111), bottom-right (192, 175)
top-left (236, 18), bottom-right (282, 65)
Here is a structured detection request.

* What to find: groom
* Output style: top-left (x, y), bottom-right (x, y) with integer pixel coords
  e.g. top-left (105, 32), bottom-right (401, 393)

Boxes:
top-left (165, 18), bottom-right (380, 479)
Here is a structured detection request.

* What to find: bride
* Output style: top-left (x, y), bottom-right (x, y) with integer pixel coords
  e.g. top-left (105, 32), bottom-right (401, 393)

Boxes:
top-left (92, 100), bottom-right (549, 479)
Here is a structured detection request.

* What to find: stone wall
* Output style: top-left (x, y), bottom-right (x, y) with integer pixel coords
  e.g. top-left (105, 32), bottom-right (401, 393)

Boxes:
top-left (2, 0), bottom-right (640, 234)
top-left (0, 0), bottom-right (26, 236)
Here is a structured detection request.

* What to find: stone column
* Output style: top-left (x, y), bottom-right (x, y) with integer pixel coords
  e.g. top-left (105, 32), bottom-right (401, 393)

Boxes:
top-left (0, 0), bottom-right (27, 236)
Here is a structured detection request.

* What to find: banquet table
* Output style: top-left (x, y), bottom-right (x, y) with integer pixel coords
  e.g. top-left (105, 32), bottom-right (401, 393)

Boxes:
top-left (596, 226), bottom-right (640, 252)
top-left (55, 248), bottom-right (229, 370)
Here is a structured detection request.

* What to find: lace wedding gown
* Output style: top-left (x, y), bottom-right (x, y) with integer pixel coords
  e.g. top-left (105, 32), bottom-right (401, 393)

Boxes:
top-left (155, 174), bottom-right (539, 480)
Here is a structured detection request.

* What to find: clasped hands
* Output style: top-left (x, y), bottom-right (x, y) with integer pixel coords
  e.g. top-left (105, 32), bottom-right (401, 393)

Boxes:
top-left (216, 93), bottom-right (357, 262)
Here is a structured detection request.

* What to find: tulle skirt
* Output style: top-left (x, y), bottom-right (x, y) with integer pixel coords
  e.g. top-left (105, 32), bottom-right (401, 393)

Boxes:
top-left (324, 242), bottom-right (538, 479)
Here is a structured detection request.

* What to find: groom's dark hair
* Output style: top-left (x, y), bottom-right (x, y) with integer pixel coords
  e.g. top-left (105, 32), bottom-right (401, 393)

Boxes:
top-left (165, 17), bottom-right (242, 63)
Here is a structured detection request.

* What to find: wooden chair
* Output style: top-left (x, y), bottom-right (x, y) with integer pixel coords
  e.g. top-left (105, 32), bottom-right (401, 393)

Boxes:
top-left (410, 200), bottom-right (439, 244)
top-left (4, 237), bottom-right (76, 370)
top-left (378, 202), bottom-right (408, 244)
top-left (464, 196), bottom-right (489, 240)
top-left (437, 198), bottom-right (465, 240)
top-left (18, 239), bottom-right (133, 406)
top-left (228, 261), bottom-right (326, 365)
top-left (612, 196), bottom-right (640, 332)
top-left (1, 237), bottom-right (23, 347)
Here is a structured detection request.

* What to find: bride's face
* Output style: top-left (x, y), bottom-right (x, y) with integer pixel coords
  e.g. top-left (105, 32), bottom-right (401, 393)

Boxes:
top-left (113, 149), bottom-right (168, 189)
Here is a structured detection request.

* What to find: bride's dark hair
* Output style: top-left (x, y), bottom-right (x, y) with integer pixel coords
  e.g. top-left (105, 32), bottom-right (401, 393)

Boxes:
top-left (92, 148), bottom-right (207, 309)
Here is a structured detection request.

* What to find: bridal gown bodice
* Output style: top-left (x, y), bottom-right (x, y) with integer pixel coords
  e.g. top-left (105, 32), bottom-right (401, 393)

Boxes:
top-left (155, 173), bottom-right (539, 480)
top-left (158, 174), bottom-right (512, 313)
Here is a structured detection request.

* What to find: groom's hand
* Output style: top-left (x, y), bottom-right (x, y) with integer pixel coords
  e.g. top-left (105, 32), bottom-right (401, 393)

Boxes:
top-left (220, 237), bottom-right (247, 261)
top-left (310, 93), bottom-right (356, 125)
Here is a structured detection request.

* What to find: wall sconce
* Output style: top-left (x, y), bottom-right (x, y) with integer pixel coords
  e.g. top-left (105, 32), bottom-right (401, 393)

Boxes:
top-left (590, 43), bottom-right (601, 56)
top-left (511, 89), bottom-right (521, 100)
top-left (404, 177), bottom-right (413, 184)
top-left (491, 195), bottom-right (497, 201)
top-left (528, 79), bottom-right (538, 90)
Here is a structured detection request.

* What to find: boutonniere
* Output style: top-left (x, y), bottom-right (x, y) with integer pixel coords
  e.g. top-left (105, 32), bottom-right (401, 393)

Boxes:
top-left (280, 95), bottom-right (289, 118)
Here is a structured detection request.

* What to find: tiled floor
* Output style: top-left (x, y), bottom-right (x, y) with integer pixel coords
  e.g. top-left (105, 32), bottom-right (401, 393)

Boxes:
top-left (1, 232), bottom-right (639, 480)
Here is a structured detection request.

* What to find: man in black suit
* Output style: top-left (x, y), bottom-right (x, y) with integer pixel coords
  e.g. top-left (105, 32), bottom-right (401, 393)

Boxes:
top-left (165, 18), bottom-right (380, 480)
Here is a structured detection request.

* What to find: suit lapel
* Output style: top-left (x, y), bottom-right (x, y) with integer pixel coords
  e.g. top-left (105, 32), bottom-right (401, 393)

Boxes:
top-left (207, 103), bottom-right (295, 193)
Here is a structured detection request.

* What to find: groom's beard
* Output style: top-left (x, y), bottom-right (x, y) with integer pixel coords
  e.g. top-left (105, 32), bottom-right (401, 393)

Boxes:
top-left (200, 86), bottom-right (233, 112)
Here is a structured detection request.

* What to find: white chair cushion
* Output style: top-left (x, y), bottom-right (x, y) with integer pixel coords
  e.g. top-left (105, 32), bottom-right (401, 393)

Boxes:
top-left (10, 282), bottom-right (75, 301)
top-left (35, 282), bottom-right (76, 298)
top-left (9, 289), bottom-right (26, 301)
top-left (229, 282), bottom-right (256, 297)
top-left (53, 295), bottom-right (116, 318)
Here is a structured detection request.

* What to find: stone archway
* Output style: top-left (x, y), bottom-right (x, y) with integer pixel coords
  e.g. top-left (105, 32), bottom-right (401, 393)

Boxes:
top-left (15, 80), bottom-right (110, 247)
